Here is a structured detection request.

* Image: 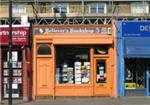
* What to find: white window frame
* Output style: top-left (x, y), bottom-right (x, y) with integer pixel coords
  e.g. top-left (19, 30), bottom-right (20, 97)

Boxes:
top-left (13, 4), bottom-right (26, 14)
top-left (89, 3), bottom-right (107, 14)
top-left (131, 2), bottom-right (149, 14)
top-left (52, 3), bottom-right (69, 14)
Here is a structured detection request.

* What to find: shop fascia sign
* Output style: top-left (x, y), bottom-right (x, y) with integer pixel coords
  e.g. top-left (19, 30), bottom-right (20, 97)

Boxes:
top-left (0, 24), bottom-right (30, 46)
top-left (33, 26), bottom-right (112, 35)
top-left (122, 21), bottom-right (150, 37)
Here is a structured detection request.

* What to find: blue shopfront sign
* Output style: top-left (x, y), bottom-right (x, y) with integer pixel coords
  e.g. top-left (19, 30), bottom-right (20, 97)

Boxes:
top-left (122, 21), bottom-right (150, 37)
top-left (118, 21), bottom-right (150, 97)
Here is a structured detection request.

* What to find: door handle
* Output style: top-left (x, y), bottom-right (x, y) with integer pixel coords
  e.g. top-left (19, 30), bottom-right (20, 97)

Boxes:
top-left (99, 84), bottom-right (104, 86)
top-left (42, 84), bottom-right (47, 87)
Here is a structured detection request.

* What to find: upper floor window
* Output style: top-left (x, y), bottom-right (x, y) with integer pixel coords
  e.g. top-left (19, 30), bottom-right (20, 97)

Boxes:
top-left (13, 4), bottom-right (26, 14)
top-left (131, 2), bottom-right (149, 14)
top-left (89, 3), bottom-right (106, 14)
top-left (52, 3), bottom-right (69, 13)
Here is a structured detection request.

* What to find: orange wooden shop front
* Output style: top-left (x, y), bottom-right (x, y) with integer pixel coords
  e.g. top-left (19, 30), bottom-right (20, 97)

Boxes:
top-left (32, 24), bottom-right (117, 99)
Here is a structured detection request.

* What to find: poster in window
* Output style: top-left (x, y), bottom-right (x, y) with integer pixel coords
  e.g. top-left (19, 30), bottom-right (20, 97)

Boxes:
top-left (13, 70), bottom-right (18, 76)
top-left (12, 94), bottom-right (19, 98)
top-left (3, 69), bottom-right (9, 76)
top-left (12, 84), bottom-right (18, 89)
top-left (13, 77), bottom-right (18, 84)
top-left (17, 70), bottom-right (22, 76)
top-left (18, 62), bottom-right (22, 68)
top-left (7, 51), bottom-right (18, 62)
top-left (12, 62), bottom-right (17, 68)
top-left (3, 62), bottom-right (8, 68)
top-left (3, 77), bottom-right (8, 83)
top-left (100, 70), bottom-right (104, 76)
top-left (17, 77), bottom-right (22, 83)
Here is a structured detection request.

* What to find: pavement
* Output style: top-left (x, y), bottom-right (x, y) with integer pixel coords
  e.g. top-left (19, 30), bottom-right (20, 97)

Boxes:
top-left (1, 96), bottom-right (150, 105)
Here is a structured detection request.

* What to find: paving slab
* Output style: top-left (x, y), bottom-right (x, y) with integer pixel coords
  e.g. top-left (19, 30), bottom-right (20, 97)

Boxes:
top-left (1, 97), bottom-right (150, 105)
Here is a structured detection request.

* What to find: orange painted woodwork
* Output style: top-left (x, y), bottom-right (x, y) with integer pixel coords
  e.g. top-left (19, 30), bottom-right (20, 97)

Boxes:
top-left (34, 34), bottom-right (113, 45)
top-left (94, 57), bottom-right (111, 96)
top-left (36, 58), bottom-right (53, 95)
top-left (32, 23), bottom-right (117, 98)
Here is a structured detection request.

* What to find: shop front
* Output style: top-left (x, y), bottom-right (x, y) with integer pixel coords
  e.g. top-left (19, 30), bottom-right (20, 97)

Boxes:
top-left (32, 24), bottom-right (117, 99)
top-left (117, 21), bottom-right (150, 96)
top-left (0, 25), bottom-right (31, 101)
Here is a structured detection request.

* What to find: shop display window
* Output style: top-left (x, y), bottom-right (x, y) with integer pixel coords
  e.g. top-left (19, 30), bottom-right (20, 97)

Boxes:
top-left (125, 58), bottom-right (148, 90)
top-left (96, 60), bottom-right (107, 83)
top-left (55, 46), bottom-right (91, 84)
top-left (2, 50), bottom-right (23, 98)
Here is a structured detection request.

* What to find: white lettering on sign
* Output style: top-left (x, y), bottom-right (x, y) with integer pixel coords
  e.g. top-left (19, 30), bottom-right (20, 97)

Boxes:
top-left (33, 27), bottom-right (111, 35)
top-left (140, 25), bottom-right (150, 31)
top-left (0, 26), bottom-right (29, 45)
top-left (44, 28), bottom-right (96, 33)
top-left (0, 30), bottom-right (26, 36)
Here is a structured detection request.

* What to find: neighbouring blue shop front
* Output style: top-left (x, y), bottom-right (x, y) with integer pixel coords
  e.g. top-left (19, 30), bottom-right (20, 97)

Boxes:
top-left (117, 21), bottom-right (150, 97)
